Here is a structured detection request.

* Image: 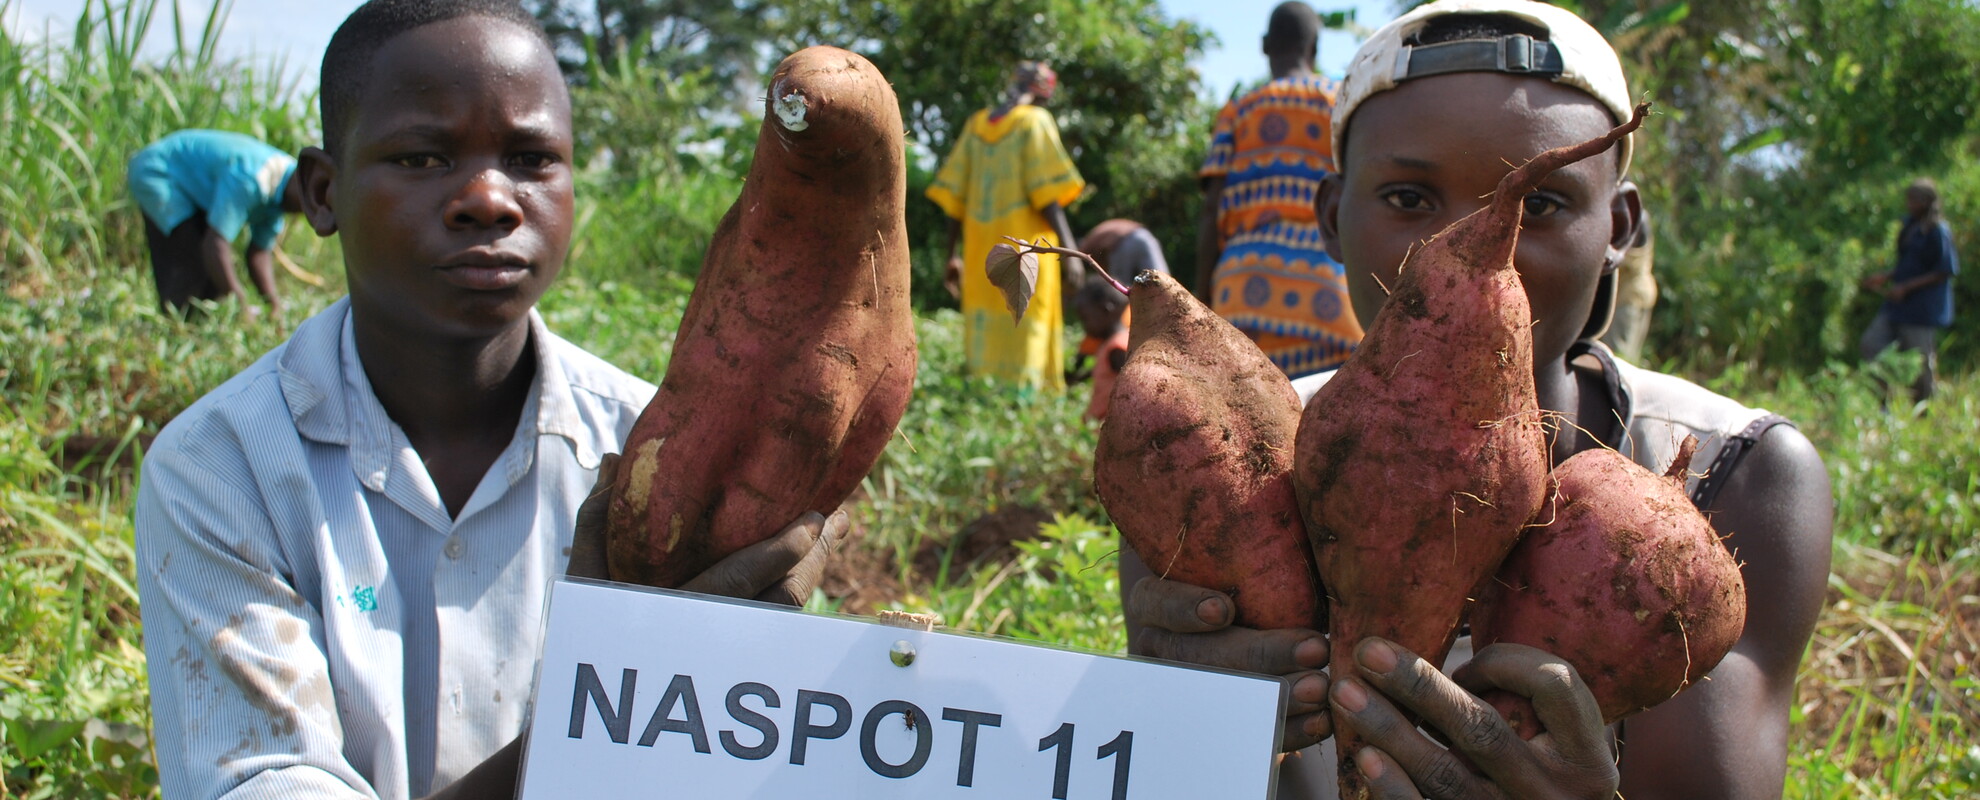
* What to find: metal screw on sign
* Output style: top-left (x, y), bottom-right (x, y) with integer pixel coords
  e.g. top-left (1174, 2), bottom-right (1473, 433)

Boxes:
top-left (875, 610), bottom-right (940, 668)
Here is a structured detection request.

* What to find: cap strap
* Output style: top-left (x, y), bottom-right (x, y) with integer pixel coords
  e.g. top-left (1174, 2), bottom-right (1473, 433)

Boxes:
top-left (1389, 33), bottom-right (1565, 82)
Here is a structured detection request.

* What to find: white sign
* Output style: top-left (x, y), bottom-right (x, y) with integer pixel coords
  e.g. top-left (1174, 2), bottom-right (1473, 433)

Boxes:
top-left (519, 579), bottom-right (1285, 799)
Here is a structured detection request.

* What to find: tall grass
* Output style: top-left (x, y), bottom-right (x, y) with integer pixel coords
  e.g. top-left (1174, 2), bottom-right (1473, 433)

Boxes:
top-left (0, 0), bottom-right (325, 284)
top-left (1691, 354), bottom-right (1980, 559)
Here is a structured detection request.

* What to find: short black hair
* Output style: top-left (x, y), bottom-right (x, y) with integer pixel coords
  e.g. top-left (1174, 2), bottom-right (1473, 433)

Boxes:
top-left (1409, 12), bottom-right (1622, 160)
top-left (1410, 13), bottom-right (1550, 47)
top-left (1338, 13), bottom-right (1610, 169)
top-left (1076, 276), bottom-right (1128, 314)
top-left (1264, 2), bottom-right (1321, 56)
top-left (319, 0), bottom-right (550, 155)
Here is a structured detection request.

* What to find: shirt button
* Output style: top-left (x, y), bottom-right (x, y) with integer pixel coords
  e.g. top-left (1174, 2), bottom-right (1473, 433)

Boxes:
top-left (444, 537), bottom-right (465, 560)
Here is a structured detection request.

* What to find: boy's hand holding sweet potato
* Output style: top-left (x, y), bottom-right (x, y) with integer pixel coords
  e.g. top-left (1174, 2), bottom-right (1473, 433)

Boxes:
top-left (572, 453), bottom-right (844, 605)
top-left (1332, 638), bottom-right (1617, 800)
top-left (1124, 575), bottom-right (1332, 753)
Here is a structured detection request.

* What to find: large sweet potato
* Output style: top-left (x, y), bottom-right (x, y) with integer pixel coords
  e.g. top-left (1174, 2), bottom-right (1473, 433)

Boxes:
top-left (1473, 437), bottom-right (1748, 738)
top-left (1295, 105), bottom-right (1647, 799)
top-left (604, 47), bottom-right (915, 588)
top-left (1094, 271), bottom-right (1322, 631)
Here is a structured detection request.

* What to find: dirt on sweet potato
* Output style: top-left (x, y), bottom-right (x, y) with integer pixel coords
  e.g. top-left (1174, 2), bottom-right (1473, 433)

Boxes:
top-left (1474, 436), bottom-right (1748, 737)
top-left (1294, 105), bottom-right (1649, 799)
top-left (1094, 271), bottom-right (1323, 631)
top-left (603, 47), bottom-right (916, 589)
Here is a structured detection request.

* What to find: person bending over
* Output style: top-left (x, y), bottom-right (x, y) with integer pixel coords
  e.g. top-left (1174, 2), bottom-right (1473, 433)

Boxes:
top-left (127, 129), bottom-right (305, 316)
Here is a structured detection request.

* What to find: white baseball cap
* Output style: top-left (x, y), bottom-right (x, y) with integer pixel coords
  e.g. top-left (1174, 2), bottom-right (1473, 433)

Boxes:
top-left (1333, 0), bottom-right (1637, 176)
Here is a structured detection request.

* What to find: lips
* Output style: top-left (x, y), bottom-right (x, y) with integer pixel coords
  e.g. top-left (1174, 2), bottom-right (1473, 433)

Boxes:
top-left (437, 249), bottom-right (531, 290)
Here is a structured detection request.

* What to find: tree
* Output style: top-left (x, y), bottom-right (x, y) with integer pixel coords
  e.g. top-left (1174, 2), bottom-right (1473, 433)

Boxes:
top-left (526, 0), bottom-right (802, 88)
top-left (789, 0), bottom-right (1216, 300)
top-left (1395, 0), bottom-right (1980, 368)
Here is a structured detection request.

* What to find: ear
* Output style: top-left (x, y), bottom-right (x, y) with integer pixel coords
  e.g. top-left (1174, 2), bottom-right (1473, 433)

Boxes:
top-left (1604, 180), bottom-right (1643, 276)
top-left (1317, 172), bottom-right (1346, 264)
top-left (280, 166), bottom-right (308, 214)
top-left (296, 146), bottom-right (340, 237)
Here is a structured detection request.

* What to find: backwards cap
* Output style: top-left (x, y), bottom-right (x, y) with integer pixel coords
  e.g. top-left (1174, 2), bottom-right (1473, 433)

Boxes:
top-left (1334, 0), bottom-right (1636, 175)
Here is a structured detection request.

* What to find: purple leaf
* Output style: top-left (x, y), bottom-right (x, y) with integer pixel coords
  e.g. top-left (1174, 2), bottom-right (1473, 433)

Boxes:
top-left (985, 243), bottom-right (1040, 323)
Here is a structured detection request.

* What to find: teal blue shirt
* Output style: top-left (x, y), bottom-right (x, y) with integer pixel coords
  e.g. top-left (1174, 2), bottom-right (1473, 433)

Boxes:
top-left (128, 130), bottom-right (295, 249)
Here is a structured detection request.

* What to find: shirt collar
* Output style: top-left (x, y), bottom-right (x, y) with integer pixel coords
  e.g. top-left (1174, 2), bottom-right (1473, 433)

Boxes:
top-left (278, 298), bottom-right (602, 494)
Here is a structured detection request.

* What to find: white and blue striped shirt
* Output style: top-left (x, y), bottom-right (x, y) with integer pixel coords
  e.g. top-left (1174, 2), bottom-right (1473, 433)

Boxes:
top-left (135, 298), bottom-right (655, 799)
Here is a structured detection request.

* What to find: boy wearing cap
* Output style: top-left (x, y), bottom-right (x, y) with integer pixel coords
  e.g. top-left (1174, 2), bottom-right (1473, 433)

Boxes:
top-left (127, 129), bottom-right (304, 316)
top-left (1123, 2), bottom-right (1833, 798)
top-left (134, 2), bottom-right (838, 798)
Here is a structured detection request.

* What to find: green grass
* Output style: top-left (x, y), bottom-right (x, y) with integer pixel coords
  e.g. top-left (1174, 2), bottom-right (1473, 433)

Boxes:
top-left (1, 0), bottom-right (317, 283)
top-left (1, 1), bottom-right (1975, 797)
top-left (1696, 354), bottom-right (1980, 560)
top-left (7, 263), bottom-right (1976, 798)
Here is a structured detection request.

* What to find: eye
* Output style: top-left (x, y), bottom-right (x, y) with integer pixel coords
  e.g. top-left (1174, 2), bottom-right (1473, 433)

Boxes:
top-left (1380, 188), bottom-right (1434, 211)
top-left (392, 153), bottom-right (446, 170)
top-left (1522, 193), bottom-right (1567, 217)
top-left (510, 152), bottom-right (560, 170)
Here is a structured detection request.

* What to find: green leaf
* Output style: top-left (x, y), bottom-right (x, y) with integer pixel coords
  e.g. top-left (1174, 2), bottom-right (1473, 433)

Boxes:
top-left (6, 717), bottom-right (90, 761)
top-left (1728, 126), bottom-right (1787, 157)
top-left (1642, 2), bottom-right (1692, 28)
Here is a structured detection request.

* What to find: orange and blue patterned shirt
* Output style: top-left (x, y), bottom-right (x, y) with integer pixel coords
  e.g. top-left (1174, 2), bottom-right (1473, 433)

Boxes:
top-left (1200, 74), bottom-right (1363, 379)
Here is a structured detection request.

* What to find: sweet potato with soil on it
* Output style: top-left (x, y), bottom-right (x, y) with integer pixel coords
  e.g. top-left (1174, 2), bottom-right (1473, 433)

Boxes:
top-left (1294, 104), bottom-right (1648, 799)
top-left (604, 47), bottom-right (915, 589)
top-left (1094, 271), bottom-right (1322, 631)
top-left (1473, 436), bottom-right (1748, 739)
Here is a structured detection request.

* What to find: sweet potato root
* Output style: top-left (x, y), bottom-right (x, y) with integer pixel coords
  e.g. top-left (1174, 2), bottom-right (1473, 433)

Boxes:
top-left (1095, 271), bottom-right (1323, 631)
top-left (604, 47), bottom-right (915, 588)
top-left (1295, 105), bottom-right (1648, 799)
top-left (1474, 437), bottom-right (1748, 737)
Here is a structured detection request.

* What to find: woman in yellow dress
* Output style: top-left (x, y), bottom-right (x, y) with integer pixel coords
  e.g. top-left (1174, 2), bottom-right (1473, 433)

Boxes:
top-left (928, 61), bottom-right (1088, 391)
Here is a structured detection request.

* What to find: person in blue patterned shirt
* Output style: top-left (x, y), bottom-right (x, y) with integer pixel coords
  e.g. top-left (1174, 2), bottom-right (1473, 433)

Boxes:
top-left (1195, 1), bottom-right (1363, 379)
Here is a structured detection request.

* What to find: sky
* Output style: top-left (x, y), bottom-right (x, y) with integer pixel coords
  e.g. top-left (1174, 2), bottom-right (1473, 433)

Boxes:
top-left (4, 0), bottom-right (1398, 98)
top-left (1167, 0), bottom-right (1397, 96)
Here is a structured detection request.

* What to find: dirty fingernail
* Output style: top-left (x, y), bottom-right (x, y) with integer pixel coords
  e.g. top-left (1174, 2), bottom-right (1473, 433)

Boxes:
top-left (1293, 674), bottom-right (1327, 703)
top-left (1356, 747), bottom-right (1386, 780)
top-left (1333, 679), bottom-right (1368, 713)
top-left (1358, 638), bottom-right (1398, 674)
top-left (1197, 597), bottom-right (1230, 624)
top-left (1295, 637), bottom-right (1327, 668)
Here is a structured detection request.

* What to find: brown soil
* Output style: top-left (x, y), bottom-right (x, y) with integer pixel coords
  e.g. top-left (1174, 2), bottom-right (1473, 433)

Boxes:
top-left (820, 504), bottom-right (1057, 615)
top-left (48, 432), bottom-right (155, 481)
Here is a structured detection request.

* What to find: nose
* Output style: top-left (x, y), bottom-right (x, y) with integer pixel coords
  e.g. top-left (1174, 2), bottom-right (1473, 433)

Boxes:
top-left (446, 168), bottom-right (523, 230)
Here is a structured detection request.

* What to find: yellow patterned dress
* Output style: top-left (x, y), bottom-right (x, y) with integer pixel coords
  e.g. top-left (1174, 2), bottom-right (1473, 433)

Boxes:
top-left (1200, 75), bottom-right (1363, 379)
top-left (927, 105), bottom-right (1086, 391)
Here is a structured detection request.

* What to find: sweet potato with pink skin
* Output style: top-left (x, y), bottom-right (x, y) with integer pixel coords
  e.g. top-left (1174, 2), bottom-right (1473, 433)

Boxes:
top-left (1095, 271), bottom-right (1323, 631)
top-left (1296, 105), bottom-right (1647, 799)
top-left (604, 47), bottom-right (915, 588)
top-left (1474, 436), bottom-right (1748, 739)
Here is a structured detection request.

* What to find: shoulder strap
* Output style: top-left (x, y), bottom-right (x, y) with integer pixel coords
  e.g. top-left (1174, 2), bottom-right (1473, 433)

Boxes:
top-left (1566, 340), bottom-right (1632, 450)
top-left (1690, 414), bottom-right (1795, 509)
